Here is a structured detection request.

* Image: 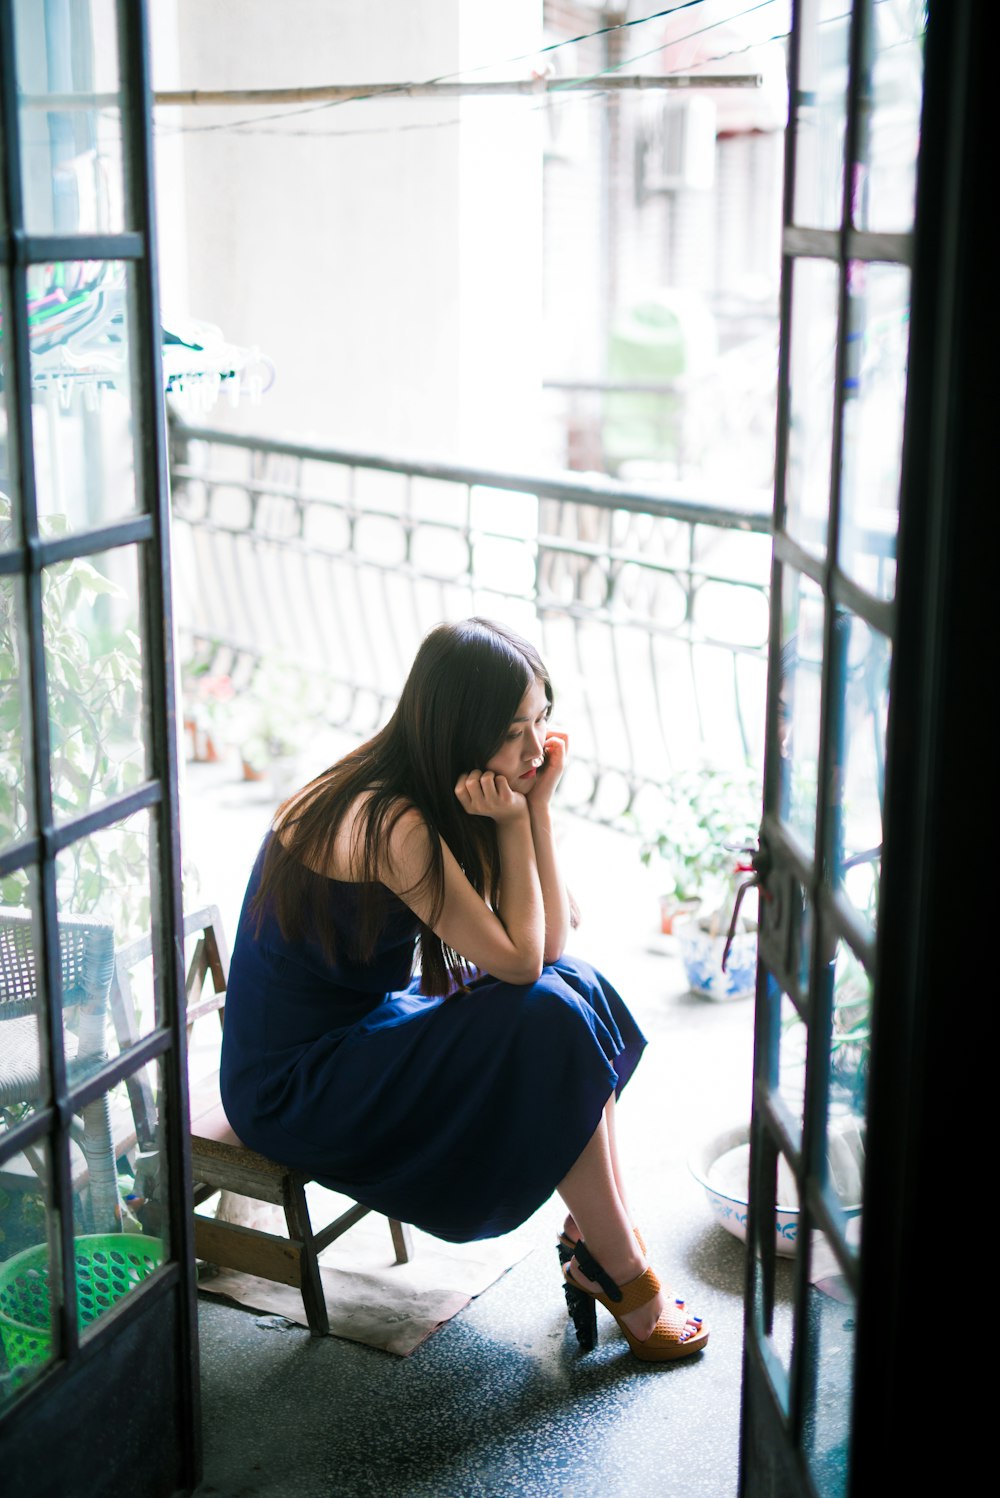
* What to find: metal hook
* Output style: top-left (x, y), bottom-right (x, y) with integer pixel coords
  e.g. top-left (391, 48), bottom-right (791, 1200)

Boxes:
top-left (722, 838), bottom-right (770, 973)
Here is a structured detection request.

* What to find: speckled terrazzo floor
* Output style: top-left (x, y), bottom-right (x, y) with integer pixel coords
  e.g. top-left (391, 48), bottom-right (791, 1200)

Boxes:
top-left (183, 761), bottom-right (765, 1498)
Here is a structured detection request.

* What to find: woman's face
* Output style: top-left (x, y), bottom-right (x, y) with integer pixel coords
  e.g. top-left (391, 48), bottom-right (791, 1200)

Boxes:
top-left (484, 676), bottom-right (551, 790)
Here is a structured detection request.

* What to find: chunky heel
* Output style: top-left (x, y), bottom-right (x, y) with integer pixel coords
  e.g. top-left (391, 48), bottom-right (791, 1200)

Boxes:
top-left (556, 1226), bottom-right (648, 1351)
top-left (558, 1231), bottom-right (597, 1347)
top-left (562, 1275), bottom-right (598, 1350)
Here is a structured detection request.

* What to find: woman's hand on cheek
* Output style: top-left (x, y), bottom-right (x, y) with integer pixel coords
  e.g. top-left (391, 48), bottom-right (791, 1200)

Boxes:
top-left (454, 770), bottom-right (528, 823)
top-left (528, 731), bottom-right (569, 806)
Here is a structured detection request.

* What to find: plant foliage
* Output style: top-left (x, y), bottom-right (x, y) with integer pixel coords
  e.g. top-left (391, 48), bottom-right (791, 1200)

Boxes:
top-left (639, 763), bottom-right (761, 914)
top-left (0, 495), bottom-right (149, 942)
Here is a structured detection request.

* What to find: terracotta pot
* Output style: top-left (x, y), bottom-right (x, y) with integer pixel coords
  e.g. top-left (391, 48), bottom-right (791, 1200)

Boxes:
top-left (185, 717), bottom-right (219, 763)
top-left (658, 895), bottom-right (701, 935)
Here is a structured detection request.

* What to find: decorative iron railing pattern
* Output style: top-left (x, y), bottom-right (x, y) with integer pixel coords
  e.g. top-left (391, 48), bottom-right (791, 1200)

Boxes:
top-left (168, 421), bottom-right (772, 826)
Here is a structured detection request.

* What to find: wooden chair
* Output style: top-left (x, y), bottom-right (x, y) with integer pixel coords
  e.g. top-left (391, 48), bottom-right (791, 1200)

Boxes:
top-left (113, 905), bottom-right (413, 1336)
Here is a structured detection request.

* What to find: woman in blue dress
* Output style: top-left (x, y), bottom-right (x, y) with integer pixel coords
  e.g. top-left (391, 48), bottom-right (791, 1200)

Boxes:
top-left (221, 618), bottom-right (708, 1361)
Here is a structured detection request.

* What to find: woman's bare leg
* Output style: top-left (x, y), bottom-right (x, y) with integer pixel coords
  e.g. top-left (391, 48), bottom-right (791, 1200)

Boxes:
top-left (603, 1092), bottom-right (631, 1216)
top-left (561, 1094), bottom-right (629, 1243)
top-left (556, 1110), bottom-right (666, 1342)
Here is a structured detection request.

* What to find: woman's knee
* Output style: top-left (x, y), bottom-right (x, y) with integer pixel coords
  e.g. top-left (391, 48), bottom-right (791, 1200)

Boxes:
top-left (519, 973), bottom-right (596, 1035)
top-left (546, 952), bottom-right (600, 991)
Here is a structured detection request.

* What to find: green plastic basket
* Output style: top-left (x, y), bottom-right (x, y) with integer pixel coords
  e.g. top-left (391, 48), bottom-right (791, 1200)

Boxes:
top-left (0, 1233), bottom-right (164, 1369)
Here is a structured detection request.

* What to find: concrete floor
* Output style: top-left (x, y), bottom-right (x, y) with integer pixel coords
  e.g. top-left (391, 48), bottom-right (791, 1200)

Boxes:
top-left (183, 759), bottom-right (764, 1498)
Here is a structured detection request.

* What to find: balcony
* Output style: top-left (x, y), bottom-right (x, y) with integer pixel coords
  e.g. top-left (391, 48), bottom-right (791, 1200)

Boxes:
top-left (167, 422), bottom-right (777, 1496)
top-left (169, 420), bottom-right (771, 824)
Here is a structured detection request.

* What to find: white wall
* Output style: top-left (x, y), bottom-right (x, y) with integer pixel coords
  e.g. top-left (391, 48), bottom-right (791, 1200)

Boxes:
top-left (152, 0), bottom-right (542, 462)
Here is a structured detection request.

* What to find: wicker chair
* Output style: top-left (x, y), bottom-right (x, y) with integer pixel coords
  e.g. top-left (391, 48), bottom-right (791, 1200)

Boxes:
top-left (0, 905), bottom-right (120, 1231)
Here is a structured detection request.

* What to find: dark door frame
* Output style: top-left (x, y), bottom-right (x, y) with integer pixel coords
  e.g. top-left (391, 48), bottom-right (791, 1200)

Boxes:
top-left (0, 2), bottom-right (199, 1491)
top-left (740, 2), bottom-right (986, 1493)
top-left (852, 0), bottom-right (985, 1472)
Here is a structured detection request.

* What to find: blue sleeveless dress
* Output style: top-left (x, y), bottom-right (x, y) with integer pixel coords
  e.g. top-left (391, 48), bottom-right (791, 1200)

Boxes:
top-left (220, 839), bottom-right (646, 1242)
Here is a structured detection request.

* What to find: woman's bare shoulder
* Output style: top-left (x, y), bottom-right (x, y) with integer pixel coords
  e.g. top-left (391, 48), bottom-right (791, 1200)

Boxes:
top-left (277, 780), bottom-right (428, 884)
top-left (378, 803), bottom-right (435, 887)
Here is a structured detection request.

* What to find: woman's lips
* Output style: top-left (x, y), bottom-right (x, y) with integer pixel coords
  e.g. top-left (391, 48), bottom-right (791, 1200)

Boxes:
top-left (519, 767), bottom-right (537, 780)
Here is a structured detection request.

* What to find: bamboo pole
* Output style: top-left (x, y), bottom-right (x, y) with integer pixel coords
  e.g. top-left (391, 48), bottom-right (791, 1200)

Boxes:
top-left (17, 75), bottom-right (761, 111)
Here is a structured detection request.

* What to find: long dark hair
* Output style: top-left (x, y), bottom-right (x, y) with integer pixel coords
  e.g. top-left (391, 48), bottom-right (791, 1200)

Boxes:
top-left (252, 618), bottom-right (552, 995)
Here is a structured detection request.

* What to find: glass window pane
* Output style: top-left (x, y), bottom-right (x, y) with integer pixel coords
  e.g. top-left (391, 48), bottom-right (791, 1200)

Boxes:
top-left (0, 1138), bottom-right (60, 1409)
top-left (834, 614), bottom-right (887, 931)
top-left (778, 989), bottom-right (808, 1134)
top-left (785, 258), bottom-right (840, 557)
top-left (13, 0), bottom-right (127, 236)
top-left (792, 0), bottom-right (851, 230)
top-left (43, 543), bottom-right (148, 827)
top-left (838, 263), bottom-right (910, 602)
top-left (804, 1275), bottom-right (857, 1498)
top-left (0, 871), bottom-right (48, 1108)
top-left (797, 890), bottom-right (814, 1003)
top-left (750, 1135), bottom-right (802, 1408)
top-left (828, 938), bottom-right (870, 1240)
top-left (56, 809), bottom-right (159, 1085)
top-left (778, 569), bottom-right (824, 853)
top-left (1, 270), bottom-right (19, 553)
top-left (29, 261), bottom-right (140, 532)
top-left (806, 917), bottom-right (867, 1260)
top-left (0, 572), bottom-right (35, 851)
top-left (72, 1059), bottom-right (168, 1339)
top-left (764, 878), bottom-right (813, 1016)
top-left (854, 2), bottom-right (926, 234)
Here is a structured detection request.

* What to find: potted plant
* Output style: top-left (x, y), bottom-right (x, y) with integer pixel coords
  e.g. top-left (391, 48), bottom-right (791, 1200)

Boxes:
top-left (181, 665), bottom-right (237, 763)
top-left (226, 656), bottom-right (326, 793)
top-left (639, 764), bottom-right (761, 999)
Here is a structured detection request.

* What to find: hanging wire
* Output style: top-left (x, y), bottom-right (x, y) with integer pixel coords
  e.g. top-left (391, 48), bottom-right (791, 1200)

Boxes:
top-left (548, 0), bottom-right (782, 93)
top-left (158, 0), bottom-right (920, 146)
top-left (143, 0), bottom-right (919, 146)
top-left (154, 0), bottom-right (781, 138)
top-left (155, 0), bottom-right (790, 142)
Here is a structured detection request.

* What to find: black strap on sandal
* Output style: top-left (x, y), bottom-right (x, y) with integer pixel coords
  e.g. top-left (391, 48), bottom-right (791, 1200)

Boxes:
top-left (573, 1239), bottom-right (623, 1303)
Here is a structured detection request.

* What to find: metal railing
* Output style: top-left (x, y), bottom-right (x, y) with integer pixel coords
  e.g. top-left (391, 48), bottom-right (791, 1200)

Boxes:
top-left (168, 420), bottom-right (772, 826)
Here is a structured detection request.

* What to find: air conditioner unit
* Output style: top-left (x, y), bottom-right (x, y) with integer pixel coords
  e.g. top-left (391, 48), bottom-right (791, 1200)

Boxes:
top-left (639, 95), bottom-right (717, 194)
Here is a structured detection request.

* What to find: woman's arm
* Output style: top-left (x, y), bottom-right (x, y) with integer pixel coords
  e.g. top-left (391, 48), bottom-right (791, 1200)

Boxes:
top-left (526, 731), bottom-right (571, 962)
top-left (382, 777), bottom-right (546, 985)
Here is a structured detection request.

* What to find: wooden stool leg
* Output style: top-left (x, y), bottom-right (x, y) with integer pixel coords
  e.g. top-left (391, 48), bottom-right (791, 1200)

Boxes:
top-left (389, 1218), bottom-right (414, 1265)
top-left (284, 1177), bottom-right (330, 1336)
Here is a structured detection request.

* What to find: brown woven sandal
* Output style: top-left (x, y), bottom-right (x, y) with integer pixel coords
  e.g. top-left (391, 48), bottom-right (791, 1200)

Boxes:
top-left (562, 1240), bottom-right (708, 1361)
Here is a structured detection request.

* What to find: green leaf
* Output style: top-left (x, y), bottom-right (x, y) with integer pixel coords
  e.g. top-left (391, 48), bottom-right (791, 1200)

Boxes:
top-left (48, 648), bottom-right (83, 693)
top-left (72, 561), bottom-right (126, 600)
top-left (0, 871), bottom-right (29, 905)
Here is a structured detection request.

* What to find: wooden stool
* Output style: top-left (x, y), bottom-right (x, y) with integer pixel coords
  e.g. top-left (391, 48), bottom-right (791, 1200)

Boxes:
top-left (114, 905), bottom-right (413, 1336)
top-left (189, 1091), bottom-right (412, 1337)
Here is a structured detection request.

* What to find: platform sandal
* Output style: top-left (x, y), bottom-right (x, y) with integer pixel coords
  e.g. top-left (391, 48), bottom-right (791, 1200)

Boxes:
top-left (562, 1239), bottom-right (708, 1362)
